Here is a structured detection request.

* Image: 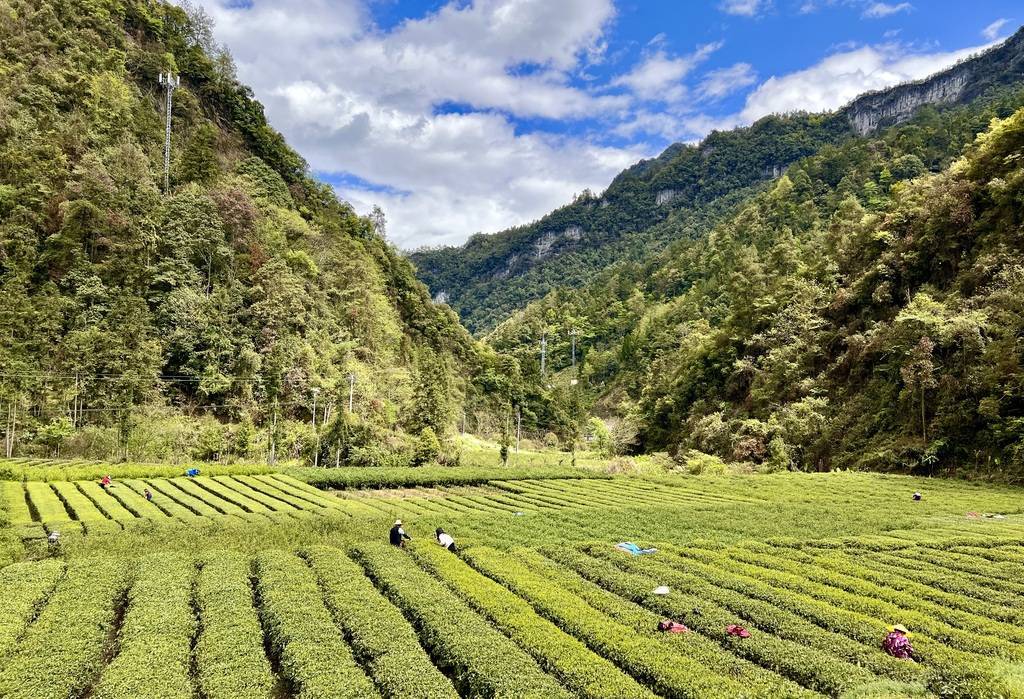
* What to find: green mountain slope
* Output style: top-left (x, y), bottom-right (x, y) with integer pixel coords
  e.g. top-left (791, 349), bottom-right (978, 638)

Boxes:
top-left (0, 0), bottom-right (481, 463)
top-left (489, 86), bottom-right (1024, 477)
top-left (411, 27), bottom-right (1024, 335)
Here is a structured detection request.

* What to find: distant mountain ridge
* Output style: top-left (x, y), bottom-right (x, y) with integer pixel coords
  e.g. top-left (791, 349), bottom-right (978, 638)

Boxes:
top-left (842, 28), bottom-right (1024, 134)
top-left (410, 25), bottom-right (1024, 335)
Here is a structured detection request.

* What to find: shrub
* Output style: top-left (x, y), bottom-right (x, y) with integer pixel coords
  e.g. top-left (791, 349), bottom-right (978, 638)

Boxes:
top-left (413, 427), bottom-right (442, 466)
top-left (409, 541), bottom-right (652, 699)
top-left (676, 450), bottom-right (729, 475)
top-left (195, 552), bottom-right (277, 699)
top-left (24, 482), bottom-right (72, 525)
top-left (352, 542), bottom-right (568, 698)
top-left (94, 554), bottom-right (196, 699)
top-left (305, 546), bottom-right (458, 699)
top-left (0, 559), bottom-right (65, 661)
top-left (0, 557), bottom-right (130, 699)
top-left (574, 545), bottom-right (925, 690)
top-left (462, 545), bottom-right (752, 698)
top-left (254, 550), bottom-right (376, 698)
top-left (289, 465), bottom-right (609, 490)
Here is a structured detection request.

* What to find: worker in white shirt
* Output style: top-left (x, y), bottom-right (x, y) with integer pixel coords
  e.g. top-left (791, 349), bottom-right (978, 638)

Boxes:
top-left (435, 527), bottom-right (457, 552)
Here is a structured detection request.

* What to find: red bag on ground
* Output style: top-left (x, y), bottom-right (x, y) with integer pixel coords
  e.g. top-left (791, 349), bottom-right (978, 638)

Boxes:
top-left (657, 619), bottom-right (689, 633)
top-left (726, 624), bottom-right (751, 638)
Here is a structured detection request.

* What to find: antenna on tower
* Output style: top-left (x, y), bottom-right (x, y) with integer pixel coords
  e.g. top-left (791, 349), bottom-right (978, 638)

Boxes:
top-left (158, 72), bottom-right (181, 193)
top-left (540, 331), bottom-right (548, 377)
top-left (570, 328), bottom-right (578, 371)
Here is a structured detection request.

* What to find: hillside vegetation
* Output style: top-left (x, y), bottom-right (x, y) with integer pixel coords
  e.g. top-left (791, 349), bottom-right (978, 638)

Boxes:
top-left (0, 0), bottom-right (500, 465)
top-left (412, 29), bottom-right (1024, 335)
top-left (489, 87), bottom-right (1024, 479)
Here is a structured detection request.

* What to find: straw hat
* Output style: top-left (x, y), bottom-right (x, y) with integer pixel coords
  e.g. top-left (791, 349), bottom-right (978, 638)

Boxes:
top-left (394, 519), bottom-right (402, 526)
top-left (891, 624), bottom-right (909, 635)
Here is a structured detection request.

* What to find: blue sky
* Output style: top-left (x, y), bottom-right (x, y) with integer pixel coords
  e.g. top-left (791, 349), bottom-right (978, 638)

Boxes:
top-left (189, 0), bottom-right (1018, 248)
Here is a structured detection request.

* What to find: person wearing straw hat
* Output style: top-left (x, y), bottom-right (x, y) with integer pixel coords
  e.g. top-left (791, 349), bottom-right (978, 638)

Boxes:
top-left (389, 519), bottom-right (411, 548)
top-left (882, 624), bottom-right (914, 660)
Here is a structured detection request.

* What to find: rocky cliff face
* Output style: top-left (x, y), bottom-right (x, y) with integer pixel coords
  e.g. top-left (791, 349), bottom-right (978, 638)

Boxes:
top-left (846, 69), bottom-right (971, 135)
top-left (843, 27), bottom-right (1024, 135)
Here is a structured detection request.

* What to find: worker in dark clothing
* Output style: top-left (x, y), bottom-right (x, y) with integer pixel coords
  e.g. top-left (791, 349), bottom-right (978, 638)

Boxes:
top-left (436, 527), bottom-right (457, 552)
top-left (389, 519), bottom-right (411, 547)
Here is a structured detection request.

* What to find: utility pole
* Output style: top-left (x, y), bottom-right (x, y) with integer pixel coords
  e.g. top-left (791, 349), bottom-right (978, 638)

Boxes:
top-left (516, 406), bottom-right (521, 454)
top-left (347, 373), bottom-right (355, 413)
top-left (158, 72), bottom-right (180, 194)
top-left (311, 388), bottom-right (320, 467)
top-left (269, 399), bottom-right (278, 465)
top-left (540, 332), bottom-right (548, 377)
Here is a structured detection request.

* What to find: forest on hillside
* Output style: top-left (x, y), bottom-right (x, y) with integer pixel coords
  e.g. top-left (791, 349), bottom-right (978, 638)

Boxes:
top-left (0, 0), bottom-right (553, 466)
top-left (488, 86), bottom-right (1024, 479)
top-left (7, 0), bottom-right (1024, 481)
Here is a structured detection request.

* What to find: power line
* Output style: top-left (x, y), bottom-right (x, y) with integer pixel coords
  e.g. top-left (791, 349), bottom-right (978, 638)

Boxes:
top-left (0, 373), bottom-right (264, 383)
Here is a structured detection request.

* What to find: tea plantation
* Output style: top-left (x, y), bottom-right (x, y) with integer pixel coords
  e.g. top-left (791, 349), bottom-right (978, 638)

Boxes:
top-left (1, 460), bottom-right (1022, 698)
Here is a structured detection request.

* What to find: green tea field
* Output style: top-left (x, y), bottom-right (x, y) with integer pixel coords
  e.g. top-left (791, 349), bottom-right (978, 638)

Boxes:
top-left (1, 462), bottom-right (1023, 698)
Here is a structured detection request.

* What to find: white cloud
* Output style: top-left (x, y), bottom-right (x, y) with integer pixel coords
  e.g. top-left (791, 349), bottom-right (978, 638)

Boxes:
top-left (181, 0), bottom-right (1006, 249)
top-left (612, 42), bottom-right (721, 103)
top-left (719, 0), bottom-right (771, 17)
top-left (862, 2), bottom-right (912, 19)
top-left (697, 63), bottom-right (758, 101)
top-left (739, 40), bottom-right (993, 121)
top-left (186, 0), bottom-right (652, 248)
top-left (982, 18), bottom-right (1010, 41)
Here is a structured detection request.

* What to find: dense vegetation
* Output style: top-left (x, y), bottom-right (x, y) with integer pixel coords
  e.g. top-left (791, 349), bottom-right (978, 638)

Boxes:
top-left (412, 28), bottom-right (1024, 337)
top-left (411, 114), bottom-right (850, 334)
top-left (488, 85), bottom-right (1024, 479)
top-left (0, 0), bottom-right (508, 466)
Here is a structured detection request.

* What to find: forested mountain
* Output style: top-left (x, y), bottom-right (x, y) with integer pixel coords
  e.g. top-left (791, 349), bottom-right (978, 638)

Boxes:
top-left (412, 27), bottom-right (1024, 335)
top-left (0, 0), bottom-right (498, 464)
top-left (489, 84), bottom-right (1024, 478)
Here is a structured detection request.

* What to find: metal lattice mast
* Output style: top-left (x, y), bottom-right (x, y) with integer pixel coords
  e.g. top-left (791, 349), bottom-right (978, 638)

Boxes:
top-left (540, 332), bottom-right (547, 377)
top-left (570, 328), bottom-right (578, 371)
top-left (159, 73), bottom-right (180, 193)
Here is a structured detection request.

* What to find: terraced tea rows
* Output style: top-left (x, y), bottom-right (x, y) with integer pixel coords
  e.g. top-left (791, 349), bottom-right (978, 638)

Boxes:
top-left (339, 477), bottom-right (762, 519)
top-left (1, 475), bottom-right (351, 536)
top-left (1, 527), bottom-right (1023, 698)
top-left (1, 475), bottom-right (766, 541)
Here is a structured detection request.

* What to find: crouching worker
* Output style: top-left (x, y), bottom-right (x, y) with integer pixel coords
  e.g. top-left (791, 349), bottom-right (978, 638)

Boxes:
top-left (436, 527), bottom-right (457, 552)
top-left (883, 625), bottom-right (915, 660)
top-left (390, 519), bottom-right (411, 547)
